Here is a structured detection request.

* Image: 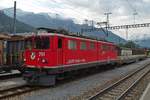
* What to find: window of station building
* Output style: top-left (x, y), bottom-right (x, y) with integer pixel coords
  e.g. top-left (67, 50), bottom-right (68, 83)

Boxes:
top-left (68, 40), bottom-right (77, 50)
top-left (58, 38), bottom-right (62, 48)
top-left (89, 42), bottom-right (95, 49)
top-left (80, 41), bottom-right (87, 50)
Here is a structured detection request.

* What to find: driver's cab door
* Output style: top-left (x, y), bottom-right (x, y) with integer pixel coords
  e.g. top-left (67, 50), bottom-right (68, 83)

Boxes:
top-left (57, 37), bottom-right (63, 65)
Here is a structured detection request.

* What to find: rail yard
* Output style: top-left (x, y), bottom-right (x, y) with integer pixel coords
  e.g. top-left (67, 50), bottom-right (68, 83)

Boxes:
top-left (1, 0), bottom-right (150, 100)
top-left (0, 19), bottom-right (149, 100)
top-left (0, 58), bottom-right (149, 100)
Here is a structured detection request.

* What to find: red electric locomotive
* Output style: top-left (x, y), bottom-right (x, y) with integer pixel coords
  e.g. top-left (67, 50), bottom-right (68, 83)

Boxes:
top-left (23, 28), bottom-right (118, 86)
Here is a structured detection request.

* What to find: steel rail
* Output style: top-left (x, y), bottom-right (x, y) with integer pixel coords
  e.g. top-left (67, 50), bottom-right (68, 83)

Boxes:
top-left (0, 85), bottom-right (40, 99)
top-left (116, 67), bottom-right (150, 100)
top-left (87, 62), bottom-right (150, 100)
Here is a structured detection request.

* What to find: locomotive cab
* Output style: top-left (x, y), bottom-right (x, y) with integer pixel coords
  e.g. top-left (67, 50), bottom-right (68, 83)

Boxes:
top-left (23, 31), bottom-right (64, 85)
top-left (24, 36), bottom-right (50, 67)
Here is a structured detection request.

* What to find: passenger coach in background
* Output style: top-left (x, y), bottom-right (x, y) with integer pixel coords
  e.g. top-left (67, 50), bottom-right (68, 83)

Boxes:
top-left (0, 33), bottom-right (32, 73)
top-left (0, 33), bottom-right (10, 73)
top-left (6, 35), bottom-right (26, 70)
top-left (117, 47), bottom-right (146, 64)
top-left (146, 49), bottom-right (150, 57)
top-left (23, 28), bottom-right (118, 86)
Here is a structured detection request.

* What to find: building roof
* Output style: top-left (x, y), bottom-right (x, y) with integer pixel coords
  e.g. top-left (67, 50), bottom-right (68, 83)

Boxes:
top-left (0, 33), bottom-right (11, 40)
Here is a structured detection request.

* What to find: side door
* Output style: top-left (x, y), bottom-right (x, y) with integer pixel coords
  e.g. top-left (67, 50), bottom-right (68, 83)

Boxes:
top-left (57, 37), bottom-right (63, 65)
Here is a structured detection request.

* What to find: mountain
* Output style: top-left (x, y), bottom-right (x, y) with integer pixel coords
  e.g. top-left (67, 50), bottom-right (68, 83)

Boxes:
top-left (0, 11), bottom-right (34, 33)
top-left (3, 8), bottom-right (75, 29)
top-left (135, 39), bottom-right (150, 48)
top-left (3, 8), bottom-right (126, 44)
top-left (3, 7), bottom-right (33, 17)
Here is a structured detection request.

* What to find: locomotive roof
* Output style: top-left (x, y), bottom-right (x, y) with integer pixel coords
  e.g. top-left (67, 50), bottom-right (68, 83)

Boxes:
top-left (37, 27), bottom-right (69, 34)
top-left (36, 27), bottom-right (115, 45)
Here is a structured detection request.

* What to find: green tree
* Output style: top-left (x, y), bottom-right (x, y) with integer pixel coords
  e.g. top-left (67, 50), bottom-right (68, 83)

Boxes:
top-left (119, 41), bottom-right (139, 48)
top-left (124, 41), bottom-right (139, 48)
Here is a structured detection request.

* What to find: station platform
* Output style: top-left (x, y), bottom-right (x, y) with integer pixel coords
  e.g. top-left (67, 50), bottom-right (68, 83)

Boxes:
top-left (0, 70), bottom-right (24, 90)
top-left (0, 70), bottom-right (20, 77)
top-left (0, 76), bottom-right (25, 91)
top-left (140, 82), bottom-right (150, 100)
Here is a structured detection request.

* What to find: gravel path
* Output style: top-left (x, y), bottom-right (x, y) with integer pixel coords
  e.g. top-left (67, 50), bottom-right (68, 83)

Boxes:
top-left (0, 78), bottom-right (25, 91)
top-left (8, 58), bottom-right (150, 100)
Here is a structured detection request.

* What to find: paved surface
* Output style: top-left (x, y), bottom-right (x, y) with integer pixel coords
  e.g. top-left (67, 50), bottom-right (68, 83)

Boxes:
top-left (140, 82), bottom-right (150, 100)
top-left (8, 59), bottom-right (150, 100)
top-left (0, 70), bottom-right (23, 90)
top-left (0, 77), bottom-right (25, 90)
top-left (0, 70), bottom-right (20, 76)
top-left (0, 70), bottom-right (24, 90)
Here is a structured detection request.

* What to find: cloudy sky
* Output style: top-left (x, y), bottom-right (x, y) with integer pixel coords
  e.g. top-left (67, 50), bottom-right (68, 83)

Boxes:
top-left (0, 0), bottom-right (150, 40)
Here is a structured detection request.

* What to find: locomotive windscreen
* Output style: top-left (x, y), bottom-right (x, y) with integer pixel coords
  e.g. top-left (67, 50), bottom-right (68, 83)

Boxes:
top-left (25, 37), bottom-right (50, 49)
top-left (35, 37), bottom-right (50, 49)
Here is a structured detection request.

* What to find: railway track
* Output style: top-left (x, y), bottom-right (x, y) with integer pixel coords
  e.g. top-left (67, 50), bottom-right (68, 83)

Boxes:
top-left (0, 65), bottom-right (117, 99)
top-left (0, 61), bottom-right (149, 100)
top-left (87, 63), bottom-right (150, 100)
top-left (0, 85), bottom-right (41, 99)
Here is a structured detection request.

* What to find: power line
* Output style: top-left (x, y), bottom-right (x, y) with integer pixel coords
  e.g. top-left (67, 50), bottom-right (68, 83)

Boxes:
top-left (82, 22), bottom-right (150, 40)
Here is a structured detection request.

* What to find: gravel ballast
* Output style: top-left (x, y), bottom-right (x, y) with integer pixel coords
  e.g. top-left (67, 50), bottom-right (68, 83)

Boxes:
top-left (7, 58), bottom-right (150, 100)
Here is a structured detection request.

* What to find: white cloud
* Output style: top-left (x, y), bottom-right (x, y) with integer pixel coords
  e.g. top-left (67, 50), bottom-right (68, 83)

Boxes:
top-left (0, 0), bottom-right (14, 9)
top-left (143, 0), bottom-right (150, 2)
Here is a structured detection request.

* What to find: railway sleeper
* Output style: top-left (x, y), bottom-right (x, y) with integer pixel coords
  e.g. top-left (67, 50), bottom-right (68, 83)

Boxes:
top-left (107, 91), bottom-right (120, 95)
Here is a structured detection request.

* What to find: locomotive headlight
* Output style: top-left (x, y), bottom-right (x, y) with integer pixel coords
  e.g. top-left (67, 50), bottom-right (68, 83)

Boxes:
top-left (41, 58), bottom-right (47, 63)
top-left (24, 58), bottom-right (26, 62)
top-left (42, 59), bottom-right (45, 63)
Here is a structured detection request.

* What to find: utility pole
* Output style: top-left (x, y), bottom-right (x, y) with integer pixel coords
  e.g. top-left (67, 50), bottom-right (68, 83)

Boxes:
top-left (84, 19), bottom-right (94, 29)
top-left (133, 11), bottom-right (138, 24)
top-left (91, 20), bottom-right (94, 30)
top-left (104, 12), bottom-right (112, 28)
top-left (13, 1), bottom-right (16, 34)
top-left (84, 19), bottom-right (88, 25)
top-left (125, 28), bottom-right (128, 40)
top-left (55, 14), bottom-right (59, 28)
top-left (104, 12), bottom-right (112, 36)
